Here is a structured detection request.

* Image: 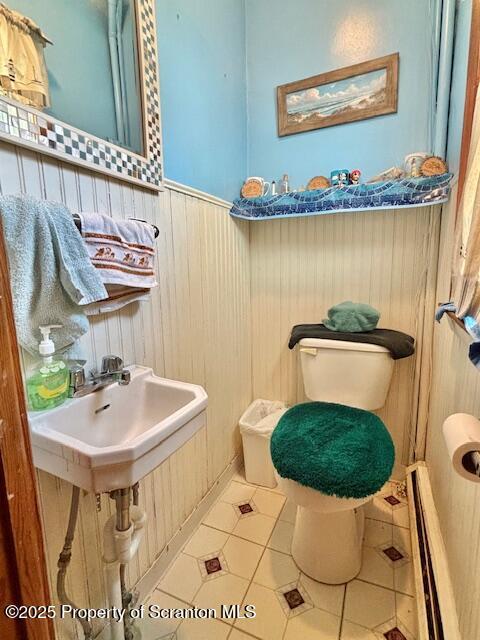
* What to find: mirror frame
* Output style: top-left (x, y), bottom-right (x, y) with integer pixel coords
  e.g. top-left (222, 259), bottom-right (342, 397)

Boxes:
top-left (0, 0), bottom-right (163, 191)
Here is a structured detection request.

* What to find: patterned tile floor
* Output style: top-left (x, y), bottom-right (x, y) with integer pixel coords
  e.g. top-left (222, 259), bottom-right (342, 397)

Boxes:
top-left (139, 470), bottom-right (417, 640)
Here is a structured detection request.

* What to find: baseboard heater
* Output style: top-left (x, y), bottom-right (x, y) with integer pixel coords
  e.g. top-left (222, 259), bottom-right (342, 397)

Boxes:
top-left (406, 463), bottom-right (461, 640)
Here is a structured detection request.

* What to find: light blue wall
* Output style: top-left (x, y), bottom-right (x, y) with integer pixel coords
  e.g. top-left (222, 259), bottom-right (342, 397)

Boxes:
top-left (245, 0), bottom-right (436, 188)
top-left (8, 2), bottom-right (462, 199)
top-left (446, 0), bottom-right (472, 170)
top-left (156, 0), bottom-right (247, 201)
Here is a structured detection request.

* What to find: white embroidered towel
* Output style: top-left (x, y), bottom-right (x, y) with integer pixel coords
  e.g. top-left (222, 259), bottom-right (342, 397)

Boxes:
top-left (85, 285), bottom-right (151, 316)
top-left (78, 212), bottom-right (157, 289)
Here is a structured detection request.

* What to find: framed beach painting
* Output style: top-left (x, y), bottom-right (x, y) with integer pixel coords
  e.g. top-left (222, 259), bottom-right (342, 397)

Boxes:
top-left (277, 53), bottom-right (399, 136)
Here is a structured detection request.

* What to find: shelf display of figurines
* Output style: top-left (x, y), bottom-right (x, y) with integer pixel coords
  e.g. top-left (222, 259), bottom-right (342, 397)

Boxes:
top-left (404, 152), bottom-right (429, 178)
top-left (368, 167), bottom-right (405, 183)
top-left (420, 156), bottom-right (448, 177)
top-left (349, 169), bottom-right (361, 185)
top-left (404, 153), bottom-right (448, 178)
top-left (307, 176), bottom-right (330, 190)
top-left (238, 154), bottom-right (448, 201)
top-left (241, 177), bottom-right (272, 198)
top-left (330, 169), bottom-right (350, 187)
top-left (330, 169), bottom-right (362, 187)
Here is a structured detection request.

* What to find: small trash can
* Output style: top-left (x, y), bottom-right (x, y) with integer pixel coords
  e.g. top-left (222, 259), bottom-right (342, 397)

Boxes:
top-left (239, 399), bottom-right (288, 488)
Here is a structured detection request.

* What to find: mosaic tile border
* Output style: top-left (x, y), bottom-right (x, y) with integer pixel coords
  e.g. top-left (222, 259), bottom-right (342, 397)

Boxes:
top-left (381, 483), bottom-right (408, 510)
top-left (384, 495), bottom-right (402, 507)
top-left (233, 499), bottom-right (258, 518)
top-left (375, 617), bottom-right (414, 640)
top-left (376, 543), bottom-right (410, 569)
top-left (0, 0), bottom-right (162, 191)
top-left (275, 580), bottom-right (314, 619)
top-left (197, 551), bottom-right (229, 581)
top-left (230, 174), bottom-right (453, 220)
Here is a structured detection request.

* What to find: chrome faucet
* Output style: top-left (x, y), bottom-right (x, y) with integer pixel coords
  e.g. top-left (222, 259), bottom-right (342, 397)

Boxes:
top-left (69, 355), bottom-right (131, 398)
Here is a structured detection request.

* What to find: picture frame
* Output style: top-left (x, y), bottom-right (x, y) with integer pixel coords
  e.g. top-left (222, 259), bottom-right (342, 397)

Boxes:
top-left (0, 0), bottom-right (163, 191)
top-left (277, 53), bottom-right (399, 137)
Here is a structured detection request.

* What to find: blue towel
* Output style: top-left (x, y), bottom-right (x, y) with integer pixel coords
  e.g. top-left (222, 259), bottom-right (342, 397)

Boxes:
top-left (435, 301), bottom-right (457, 323)
top-left (436, 302), bottom-right (480, 368)
top-left (0, 195), bottom-right (107, 356)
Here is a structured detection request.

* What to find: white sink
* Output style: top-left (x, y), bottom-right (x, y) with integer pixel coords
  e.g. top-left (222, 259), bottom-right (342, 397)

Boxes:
top-left (28, 366), bottom-right (208, 493)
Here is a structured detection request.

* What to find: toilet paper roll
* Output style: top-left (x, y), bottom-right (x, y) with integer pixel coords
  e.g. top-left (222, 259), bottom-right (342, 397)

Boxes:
top-left (443, 413), bottom-right (480, 483)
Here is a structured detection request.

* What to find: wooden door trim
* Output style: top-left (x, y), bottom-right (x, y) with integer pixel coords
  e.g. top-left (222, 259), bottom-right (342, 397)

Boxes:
top-left (0, 222), bottom-right (54, 640)
top-left (458, 0), bottom-right (480, 205)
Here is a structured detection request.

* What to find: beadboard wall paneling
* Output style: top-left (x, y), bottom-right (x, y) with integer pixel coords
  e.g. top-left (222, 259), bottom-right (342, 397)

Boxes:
top-left (0, 141), bottom-right (252, 639)
top-left (426, 189), bottom-right (480, 640)
top-left (250, 207), bottom-right (441, 474)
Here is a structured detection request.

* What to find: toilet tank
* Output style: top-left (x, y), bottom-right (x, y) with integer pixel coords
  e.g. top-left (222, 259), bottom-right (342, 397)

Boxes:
top-left (298, 338), bottom-right (394, 410)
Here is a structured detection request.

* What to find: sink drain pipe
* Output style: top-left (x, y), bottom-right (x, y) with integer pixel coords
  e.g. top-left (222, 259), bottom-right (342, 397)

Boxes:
top-left (119, 483), bottom-right (140, 635)
top-left (104, 488), bottom-right (146, 640)
top-left (57, 486), bottom-right (94, 640)
top-left (58, 485), bottom-right (146, 640)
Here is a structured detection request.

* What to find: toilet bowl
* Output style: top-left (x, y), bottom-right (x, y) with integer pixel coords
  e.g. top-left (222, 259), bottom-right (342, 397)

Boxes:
top-left (271, 336), bottom-right (399, 584)
top-left (276, 476), bottom-right (373, 584)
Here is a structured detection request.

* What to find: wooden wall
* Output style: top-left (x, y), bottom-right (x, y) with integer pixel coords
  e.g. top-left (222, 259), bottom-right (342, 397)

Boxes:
top-left (0, 136), bottom-right (449, 638)
top-left (426, 189), bottom-right (480, 640)
top-left (250, 206), bottom-right (441, 475)
top-left (0, 141), bottom-right (252, 639)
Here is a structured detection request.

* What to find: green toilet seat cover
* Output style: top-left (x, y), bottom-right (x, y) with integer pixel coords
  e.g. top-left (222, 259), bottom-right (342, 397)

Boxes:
top-left (270, 402), bottom-right (394, 499)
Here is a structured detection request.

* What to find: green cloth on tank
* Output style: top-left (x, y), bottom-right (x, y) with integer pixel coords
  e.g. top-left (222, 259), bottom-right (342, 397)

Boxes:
top-left (270, 402), bottom-right (394, 499)
top-left (323, 301), bottom-right (380, 332)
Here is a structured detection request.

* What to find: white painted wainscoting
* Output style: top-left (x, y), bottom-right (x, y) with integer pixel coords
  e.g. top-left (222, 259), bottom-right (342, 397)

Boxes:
top-left (0, 138), bottom-right (447, 639)
top-left (426, 190), bottom-right (480, 640)
top-left (250, 207), bottom-right (441, 475)
top-left (0, 142), bottom-right (252, 639)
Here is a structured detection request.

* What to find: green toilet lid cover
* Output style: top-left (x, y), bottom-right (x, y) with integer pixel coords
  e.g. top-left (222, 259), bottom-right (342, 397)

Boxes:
top-left (270, 401), bottom-right (394, 499)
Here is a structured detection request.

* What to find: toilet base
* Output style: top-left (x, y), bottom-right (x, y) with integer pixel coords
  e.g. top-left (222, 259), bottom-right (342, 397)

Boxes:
top-left (291, 505), bottom-right (365, 584)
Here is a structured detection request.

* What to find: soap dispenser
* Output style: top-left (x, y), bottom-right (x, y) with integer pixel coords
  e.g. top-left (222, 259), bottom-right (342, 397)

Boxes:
top-left (26, 325), bottom-right (69, 411)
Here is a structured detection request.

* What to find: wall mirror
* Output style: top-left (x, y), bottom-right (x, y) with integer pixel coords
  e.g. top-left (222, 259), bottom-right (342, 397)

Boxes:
top-left (0, 0), bottom-right (163, 189)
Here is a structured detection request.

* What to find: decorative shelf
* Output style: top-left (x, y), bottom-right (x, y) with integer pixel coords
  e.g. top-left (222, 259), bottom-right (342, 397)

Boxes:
top-left (230, 174), bottom-right (453, 221)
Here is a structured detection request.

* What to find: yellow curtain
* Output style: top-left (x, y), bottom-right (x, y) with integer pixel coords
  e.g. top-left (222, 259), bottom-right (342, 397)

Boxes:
top-left (452, 85), bottom-right (480, 318)
top-left (0, 3), bottom-right (51, 109)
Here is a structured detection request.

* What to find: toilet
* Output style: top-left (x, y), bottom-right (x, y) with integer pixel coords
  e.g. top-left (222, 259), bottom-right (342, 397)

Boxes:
top-left (272, 337), bottom-right (396, 584)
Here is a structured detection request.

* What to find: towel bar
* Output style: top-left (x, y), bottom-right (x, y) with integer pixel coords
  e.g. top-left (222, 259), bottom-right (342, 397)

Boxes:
top-left (72, 213), bottom-right (159, 238)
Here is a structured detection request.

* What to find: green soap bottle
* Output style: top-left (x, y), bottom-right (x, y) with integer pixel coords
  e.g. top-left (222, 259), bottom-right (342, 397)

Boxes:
top-left (26, 325), bottom-right (69, 411)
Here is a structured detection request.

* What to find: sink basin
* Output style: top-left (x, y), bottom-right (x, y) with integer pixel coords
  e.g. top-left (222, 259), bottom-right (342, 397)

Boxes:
top-left (28, 366), bottom-right (208, 493)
